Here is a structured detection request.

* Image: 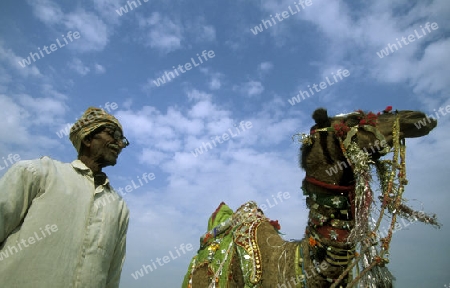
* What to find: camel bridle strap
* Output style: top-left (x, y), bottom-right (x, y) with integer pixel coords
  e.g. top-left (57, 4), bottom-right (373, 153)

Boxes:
top-left (305, 176), bottom-right (355, 192)
top-left (312, 124), bottom-right (390, 156)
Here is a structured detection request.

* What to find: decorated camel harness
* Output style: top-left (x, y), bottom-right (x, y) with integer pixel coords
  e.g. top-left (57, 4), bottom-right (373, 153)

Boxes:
top-left (182, 107), bottom-right (440, 288)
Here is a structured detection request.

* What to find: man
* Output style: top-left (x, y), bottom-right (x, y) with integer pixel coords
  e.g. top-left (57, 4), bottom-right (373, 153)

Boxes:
top-left (0, 107), bottom-right (130, 288)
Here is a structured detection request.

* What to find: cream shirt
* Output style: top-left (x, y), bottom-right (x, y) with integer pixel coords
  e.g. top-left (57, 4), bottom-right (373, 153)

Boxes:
top-left (0, 156), bottom-right (129, 288)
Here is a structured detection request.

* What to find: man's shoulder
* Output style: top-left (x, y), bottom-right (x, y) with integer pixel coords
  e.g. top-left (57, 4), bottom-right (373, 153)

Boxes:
top-left (14, 156), bottom-right (72, 173)
top-left (38, 156), bottom-right (68, 165)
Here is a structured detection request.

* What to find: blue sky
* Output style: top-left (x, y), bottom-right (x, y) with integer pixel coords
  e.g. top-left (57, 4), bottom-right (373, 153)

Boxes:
top-left (0, 0), bottom-right (449, 287)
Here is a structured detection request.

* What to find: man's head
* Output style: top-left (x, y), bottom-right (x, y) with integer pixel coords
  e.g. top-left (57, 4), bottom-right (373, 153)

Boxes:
top-left (69, 107), bottom-right (129, 170)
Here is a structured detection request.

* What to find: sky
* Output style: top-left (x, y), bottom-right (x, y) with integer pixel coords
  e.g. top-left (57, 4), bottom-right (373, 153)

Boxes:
top-left (0, 0), bottom-right (449, 287)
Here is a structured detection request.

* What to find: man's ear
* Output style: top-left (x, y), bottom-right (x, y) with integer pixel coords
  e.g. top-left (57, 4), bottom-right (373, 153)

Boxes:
top-left (81, 137), bottom-right (92, 148)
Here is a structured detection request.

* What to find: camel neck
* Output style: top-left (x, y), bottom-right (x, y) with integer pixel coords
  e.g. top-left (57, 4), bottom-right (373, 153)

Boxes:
top-left (302, 177), bottom-right (356, 270)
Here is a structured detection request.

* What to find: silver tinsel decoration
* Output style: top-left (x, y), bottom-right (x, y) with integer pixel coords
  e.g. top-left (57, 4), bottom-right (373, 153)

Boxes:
top-left (358, 246), bottom-right (395, 288)
top-left (346, 142), bottom-right (374, 243)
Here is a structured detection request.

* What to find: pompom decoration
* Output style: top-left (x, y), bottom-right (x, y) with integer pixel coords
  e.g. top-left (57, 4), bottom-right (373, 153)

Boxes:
top-left (269, 220), bottom-right (281, 231)
top-left (358, 111), bottom-right (378, 127)
top-left (333, 121), bottom-right (350, 137)
top-left (309, 237), bottom-right (317, 247)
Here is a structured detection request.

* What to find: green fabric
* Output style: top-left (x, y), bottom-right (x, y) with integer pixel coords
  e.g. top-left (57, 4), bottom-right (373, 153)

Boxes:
top-left (312, 193), bottom-right (349, 209)
top-left (182, 203), bottom-right (235, 288)
top-left (208, 203), bottom-right (234, 230)
top-left (182, 202), bottom-right (263, 288)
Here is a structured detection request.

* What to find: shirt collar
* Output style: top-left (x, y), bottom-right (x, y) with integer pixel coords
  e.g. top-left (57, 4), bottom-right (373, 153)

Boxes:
top-left (71, 159), bottom-right (91, 172)
top-left (71, 160), bottom-right (110, 187)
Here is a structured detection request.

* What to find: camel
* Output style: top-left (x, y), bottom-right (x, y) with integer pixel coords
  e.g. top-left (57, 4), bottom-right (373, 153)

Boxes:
top-left (182, 107), bottom-right (439, 288)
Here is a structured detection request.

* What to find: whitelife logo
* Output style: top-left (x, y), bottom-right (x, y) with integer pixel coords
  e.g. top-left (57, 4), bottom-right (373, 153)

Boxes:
top-left (95, 172), bottom-right (156, 208)
top-left (325, 140), bottom-right (388, 176)
top-left (250, 0), bottom-right (313, 35)
top-left (259, 192), bottom-right (291, 212)
top-left (376, 22), bottom-right (439, 59)
top-left (414, 104), bottom-right (450, 130)
top-left (190, 121), bottom-right (253, 157)
top-left (0, 224), bottom-right (58, 261)
top-left (152, 50), bottom-right (215, 87)
top-left (288, 69), bottom-right (350, 106)
top-left (115, 0), bottom-right (149, 16)
top-left (0, 153), bottom-right (21, 171)
top-left (131, 243), bottom-right (193, 280)
top-left (18, 31), bottom-right (81, 68)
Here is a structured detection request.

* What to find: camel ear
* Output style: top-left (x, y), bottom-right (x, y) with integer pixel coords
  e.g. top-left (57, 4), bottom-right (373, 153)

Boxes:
top-left (312, 108), bottom-right (330, 128)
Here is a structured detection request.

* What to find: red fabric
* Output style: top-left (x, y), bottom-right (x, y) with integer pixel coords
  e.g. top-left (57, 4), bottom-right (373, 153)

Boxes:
top-left (315, 226), bottom-right (350, 243)
top-left (210, 202), bottom-right (226, 224)
top-left (269, 220), bottom-right (281, 231)
top-left (305, 176), bottom-right (354, 192)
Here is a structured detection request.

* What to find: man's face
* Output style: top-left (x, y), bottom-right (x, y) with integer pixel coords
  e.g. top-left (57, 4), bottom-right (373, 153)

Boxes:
top-left (87, 126), bottom-right (127, 167)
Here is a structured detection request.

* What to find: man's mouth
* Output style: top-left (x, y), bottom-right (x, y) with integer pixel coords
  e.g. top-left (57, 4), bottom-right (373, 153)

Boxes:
top-left (108, 144), bottom-right (120, 155)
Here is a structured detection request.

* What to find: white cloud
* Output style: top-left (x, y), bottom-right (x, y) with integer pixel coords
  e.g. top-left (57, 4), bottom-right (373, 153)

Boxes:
top-left (0, 67), bottom-right (11, 93)
top-left (187, 89), bottom-right (212, 102)
top-left (140, 149), bottom-right (169, 165)
top-left (209, 76), bottom-right (221, 90)
top-left (0, 43), bottom-right (42, 78)
top-left (27, 0), bottom-right (63, 25)
top-left (92, 0), bottom-right (124, 25)
top-left (0, 94), bottom-right (31, 145)
top-left (410, 38), bottom-right (450, 95)
top-left (68, 58), bottom-right (90, 75)
top-left (258, 61), bottom-right (273, 74)
top-left (17, 94), bottom-right (67, 125)
top-left (259, 0), bottom-right (450, 100)
top-left (185, 17), bottom-right (216, 43)
top-left (41, 83), bottom-right (68, 100)
top-left (233, 80), bottom-right (264, 97)
top-left (27, 1), bottom-right (111, 53)
top-left (63, 9), bottom-right (110, 52)
top-left (199, 25), bottom-right (216, 42)
top-left (94, 63), bottom-right (106, 74)
top-left (138, 12), bottom-right (183, 54)
top-left (136, 13), bottom-right (216, 54)
top-left (0, 94), bottom-right (66, 159)
top-left (188, 100), bottom-right (225, 119)
top-left (199, 68), bottom-right (222, 90)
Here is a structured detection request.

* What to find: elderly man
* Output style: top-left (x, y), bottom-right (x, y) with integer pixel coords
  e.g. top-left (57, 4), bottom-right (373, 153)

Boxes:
top-left (0, 107), bottom-right (130, 288)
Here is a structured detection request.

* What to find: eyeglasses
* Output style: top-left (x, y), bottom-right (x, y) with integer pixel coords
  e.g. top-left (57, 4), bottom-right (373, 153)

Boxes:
top-left (102, 125), bottom-right (130, 147)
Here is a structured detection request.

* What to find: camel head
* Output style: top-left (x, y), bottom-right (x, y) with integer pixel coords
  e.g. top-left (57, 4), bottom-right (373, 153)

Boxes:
top-left (300, 107), bottom-right (437, 186)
